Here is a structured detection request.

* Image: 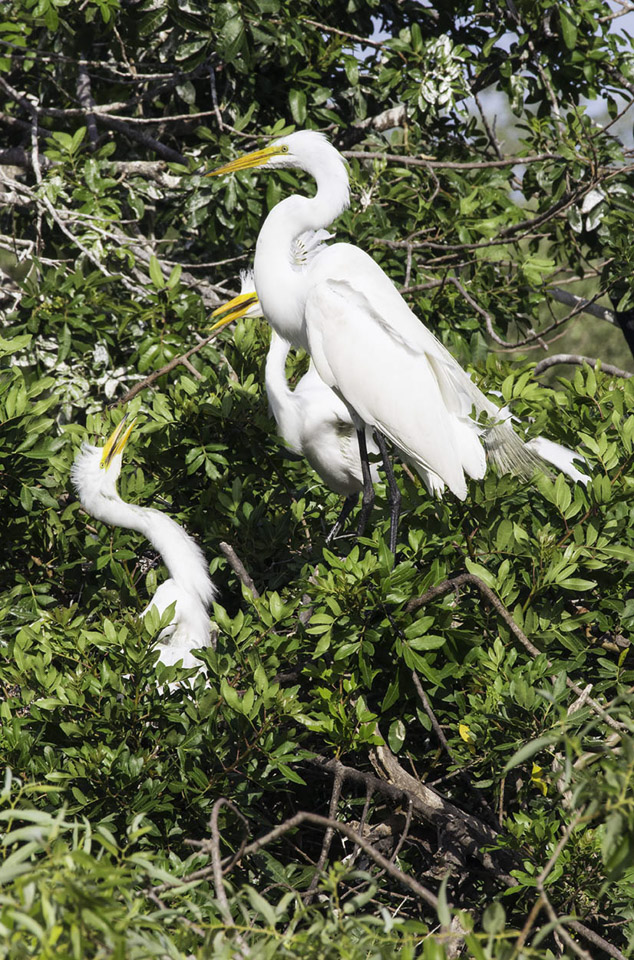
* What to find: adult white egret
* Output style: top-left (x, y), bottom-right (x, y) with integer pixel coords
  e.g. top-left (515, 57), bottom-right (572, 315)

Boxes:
top-left (210, 268), bottom-right (380, 541)
top-left (71, 415), bottom-right (216, 671)
top-left (209, 132), bottom-right (545, 549)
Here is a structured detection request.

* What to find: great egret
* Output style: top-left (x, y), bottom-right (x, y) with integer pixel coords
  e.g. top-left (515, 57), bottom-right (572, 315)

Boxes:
top-left (71, 415), bottom-right (216, 672)
top-left (211, 267), bottom-right (380, 541)
top-left (209, 131), bottom-right (545, 550)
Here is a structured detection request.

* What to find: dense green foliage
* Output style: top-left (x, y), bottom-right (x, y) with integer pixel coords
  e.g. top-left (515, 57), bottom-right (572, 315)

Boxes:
top-left (1, 0), bottom-right (634, 956)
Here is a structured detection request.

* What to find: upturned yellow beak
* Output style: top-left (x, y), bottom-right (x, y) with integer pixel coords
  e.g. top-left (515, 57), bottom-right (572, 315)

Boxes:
top-left (100, 414), bottom-right (137, 470)
top-left (205, 143), bottom-right (288, 177)
top-left (209, 291), bottom-right (260, 332)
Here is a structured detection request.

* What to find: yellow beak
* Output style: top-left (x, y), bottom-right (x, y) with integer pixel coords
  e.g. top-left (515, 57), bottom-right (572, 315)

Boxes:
top-left (100, 414), bottom-right (137, 470)
top-left (205, 143), bottom-right (287, 178)
top-left (209, 291), bottom-right (260, 331)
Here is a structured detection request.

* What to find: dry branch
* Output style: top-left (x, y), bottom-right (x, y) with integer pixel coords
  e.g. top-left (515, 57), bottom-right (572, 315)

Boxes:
top-left (219, 542), bottom-right (260, 599)
top-left (310, 753), bottom-right (514, 884)
top-left (242, 810), bottom-right (440, 909)
top-left (344, 150), bottom-right (558, 169)
top-left (406, 574), bottom-right (627, 732)
top-left (533, 354), bottom-right (632, 378)
top-left (115, 331), bottom-right (223, 405)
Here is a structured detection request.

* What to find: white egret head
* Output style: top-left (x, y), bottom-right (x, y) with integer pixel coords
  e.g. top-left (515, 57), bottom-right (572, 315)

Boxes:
top-left (207, 131), bottom-right (348, 185)
top-left (71, 414), bottom-right (136, 504)
top-left (209, 271), bottom-right (262, 332)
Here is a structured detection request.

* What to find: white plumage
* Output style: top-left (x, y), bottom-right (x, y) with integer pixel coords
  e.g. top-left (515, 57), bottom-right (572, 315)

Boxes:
top-left (209, 132), bottom-right (547, 544)
top-left (71, 417), bottom-right (215, 672)
top-left (212, 265), bottom-right (379, 539)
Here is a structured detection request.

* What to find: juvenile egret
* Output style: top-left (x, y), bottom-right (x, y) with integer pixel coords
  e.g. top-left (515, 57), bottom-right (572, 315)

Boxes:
top-left (209, 131), bottom-right (544, 549)
top-left (211, 268), bottom-right (380, 541)
top-left (71, 416), bottom-right (216, 671)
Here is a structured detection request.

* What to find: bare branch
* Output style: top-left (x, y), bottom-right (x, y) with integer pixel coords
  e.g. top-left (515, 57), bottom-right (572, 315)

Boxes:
top-left (300, 18), bottom-right (385, 48)
top-left (209, 799), bottom-right (250, 957)
top-left (411, 670), bottom-right (453, 756)
top-left (304, 761), bottom-right (344, 904)
top-left (539, 891), bottom-right (594, 960)
top-left (405, 574), bottom-right (627, 732)
top-left (566, 919), bottom-right (628, 960)
top-left (76, 60), bottom-right (98, 149)
top-left (343, 150), bottom-right (558, 169)
top-left (218, 542), bottom-right (260, 599)
top-left (243, 810), bottom-right (440, 909)
top-left (97, 113), bottom-right (186, 163)
top-left (311, 753), bottom-right (511, 883)
top-left (533, 354), bottom-right (632, 378)
top-left (115, 330), bottom-right (222, 405)
top-left (548, 287), bottom-right (616, 325)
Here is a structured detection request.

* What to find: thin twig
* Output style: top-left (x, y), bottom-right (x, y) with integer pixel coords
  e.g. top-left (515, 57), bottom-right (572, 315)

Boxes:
top-left (405, 574), bottom-right (627, 732)
top-left (411, 670), bottom-right (452, 755)
top-left (243, 810), bottom-right (439, 909)
top-left (116, 331), bottom-right (222, 405)
top-left (304, 762), bottom-right (344, 904)
top-left (219, 542), bottom-right (260, 599)
top-left (301, 18), bottom-right (384, 48)
top-left (538, 890), bottom-right (594, 960)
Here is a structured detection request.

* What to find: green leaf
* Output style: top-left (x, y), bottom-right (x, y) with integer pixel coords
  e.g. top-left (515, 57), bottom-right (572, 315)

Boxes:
top-left (559, 6), bottom-right (577, 50)
top-left (465, 559), bottom-right (496, 588)
top-left (504, 736), bottom-right (555, 773)
top-left (408, 634), bottom-right (446, 651)
top-left (148, 255), bottom-right (165, 289)
top-left (289, 89), bottom-right (307, 125)
top-left (387, 718), bottom-right (406, 753)
top-left (558, 578), bottom-right (597, 591)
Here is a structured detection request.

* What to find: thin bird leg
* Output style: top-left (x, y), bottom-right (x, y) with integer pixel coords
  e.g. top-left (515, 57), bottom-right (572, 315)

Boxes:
top-left (355, 428), bottom-right (376, 537)
top-left (325, 493), bottom-right (358, 544)
top-left (374, 431), bottom-right (401, 554)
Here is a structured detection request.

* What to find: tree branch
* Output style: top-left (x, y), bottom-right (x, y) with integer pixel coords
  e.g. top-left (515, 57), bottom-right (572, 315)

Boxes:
top-left (533, 354), bottom-right (632, 378)
top-left (218, 542), bottom-right (260, 599)
top-left (548, 287), bottom-right (616, 325)
top-left (242, 810), bottom-right (440, 909)
top-left (343, 150), bottom-right (558, 169)
top-left (406, 574), bottom-right (627, 732)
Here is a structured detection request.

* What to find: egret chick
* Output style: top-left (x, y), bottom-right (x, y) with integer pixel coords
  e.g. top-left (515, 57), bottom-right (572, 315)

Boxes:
top-left (71, 416), bottom-right (216, 672)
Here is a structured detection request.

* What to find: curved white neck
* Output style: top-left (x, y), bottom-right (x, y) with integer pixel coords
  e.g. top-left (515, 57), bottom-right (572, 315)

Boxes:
top-left (253, 157), bottom-right (349, 349)
top-left (83, 491), bottom-right (214, 608)
top-left (264, 332), bottom-right (302, 450)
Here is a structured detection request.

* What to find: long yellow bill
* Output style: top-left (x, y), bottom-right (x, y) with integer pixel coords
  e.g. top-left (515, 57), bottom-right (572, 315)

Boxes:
top-left (209, 291), bottom-right (259, 332)
top-left (206, 143), bottom-right (287, 178)
top-left (100, 414), bottom-right (137, 470)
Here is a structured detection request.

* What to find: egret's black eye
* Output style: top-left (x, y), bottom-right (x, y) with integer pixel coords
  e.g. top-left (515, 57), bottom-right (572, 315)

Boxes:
top-left (281, 145), bottom-right (289, 153)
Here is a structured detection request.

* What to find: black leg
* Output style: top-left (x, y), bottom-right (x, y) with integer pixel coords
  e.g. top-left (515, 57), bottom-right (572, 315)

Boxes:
top-left (356, 428), bottom-right (376, 537)
top-left (325, 493), bottom-right (358, 544)
top-left (374, 431), bottom-right (401, 554)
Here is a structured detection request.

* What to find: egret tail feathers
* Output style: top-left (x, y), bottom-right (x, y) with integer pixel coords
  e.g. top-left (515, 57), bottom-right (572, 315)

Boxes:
top-left (483, 422), bottom-right (550, 480)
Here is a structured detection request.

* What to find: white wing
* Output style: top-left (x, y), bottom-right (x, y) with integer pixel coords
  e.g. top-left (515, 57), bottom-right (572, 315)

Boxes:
top-left (305, 273), bottom-right (485, 499)
top-left (303, 243), bottom-right (545, 496)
